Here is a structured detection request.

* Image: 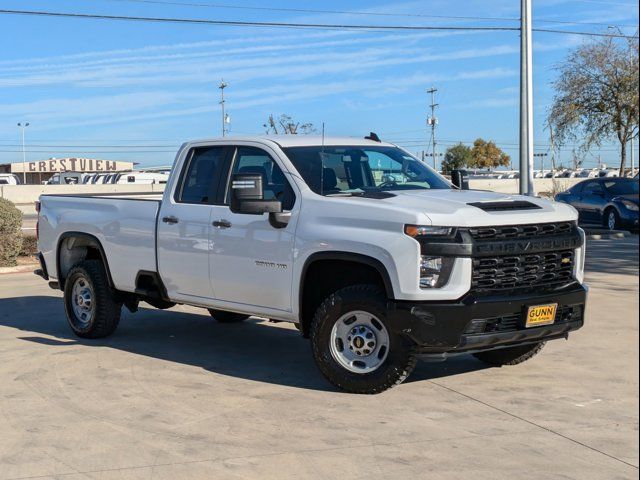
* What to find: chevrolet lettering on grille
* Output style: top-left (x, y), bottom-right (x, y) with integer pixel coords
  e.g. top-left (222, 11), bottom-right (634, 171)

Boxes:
top-left (474, 237), bottom-right (581, 256)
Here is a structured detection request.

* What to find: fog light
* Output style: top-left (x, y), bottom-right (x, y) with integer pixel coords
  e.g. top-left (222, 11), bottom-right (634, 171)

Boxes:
top-left (420, 256), bottom-right (446, 288)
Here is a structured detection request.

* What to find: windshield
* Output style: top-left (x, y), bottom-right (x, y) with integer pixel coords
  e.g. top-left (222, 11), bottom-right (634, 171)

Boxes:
top-left (603, 179), bottom-right (639, 195)
top-left (283, 145), bottom-right (451, 195)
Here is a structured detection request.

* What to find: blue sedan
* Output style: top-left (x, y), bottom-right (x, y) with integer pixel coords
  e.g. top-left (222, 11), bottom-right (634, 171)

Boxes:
top-left (555, 178), bottom-right (639, 231)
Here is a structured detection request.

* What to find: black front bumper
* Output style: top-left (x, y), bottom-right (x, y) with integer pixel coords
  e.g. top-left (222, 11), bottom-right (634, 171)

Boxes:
top-left (387, 283), bottom-right (587, 354)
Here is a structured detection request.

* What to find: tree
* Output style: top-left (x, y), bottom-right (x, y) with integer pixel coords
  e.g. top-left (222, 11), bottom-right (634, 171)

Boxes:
top-left (469, 138), bottom-right (511, 169)
top-left (549, 35), bottom-right (639, 176)
top-left (442, 143), bottom-right (472, 174)
top-left (263, 114), bottom-right (316, 134)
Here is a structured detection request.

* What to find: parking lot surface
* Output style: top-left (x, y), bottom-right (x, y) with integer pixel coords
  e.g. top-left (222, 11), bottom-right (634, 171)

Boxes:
top-left (0, 237), bottom-right (638, 480)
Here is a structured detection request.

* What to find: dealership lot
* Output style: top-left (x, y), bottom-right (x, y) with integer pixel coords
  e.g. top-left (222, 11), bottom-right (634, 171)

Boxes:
top-left (0, 236), bottom-right (637, 480)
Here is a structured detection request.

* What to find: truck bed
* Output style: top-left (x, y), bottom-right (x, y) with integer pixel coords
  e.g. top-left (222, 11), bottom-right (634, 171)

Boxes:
top-left (38, 193), bottom-right (161, 292)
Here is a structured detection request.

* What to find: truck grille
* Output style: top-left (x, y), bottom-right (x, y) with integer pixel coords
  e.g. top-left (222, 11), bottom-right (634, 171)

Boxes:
top-left (472, 249), bottom-right (575, 293)
top-left (468, 221), bottom-right (574, 241)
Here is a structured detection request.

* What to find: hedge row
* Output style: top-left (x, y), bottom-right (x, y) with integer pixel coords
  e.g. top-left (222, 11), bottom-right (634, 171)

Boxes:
top-left (0, 198), bottom-right (24, 267)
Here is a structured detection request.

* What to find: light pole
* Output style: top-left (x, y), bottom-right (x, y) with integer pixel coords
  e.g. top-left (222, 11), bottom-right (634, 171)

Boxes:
top-left (17, 122), bottom-right (29, 184)
top-left (519, 0), bottom-right (534, 195)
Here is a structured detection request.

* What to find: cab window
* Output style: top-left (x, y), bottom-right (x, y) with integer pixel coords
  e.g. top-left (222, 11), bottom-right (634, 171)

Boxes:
top-left (176, 146), bottom-right (227, 204)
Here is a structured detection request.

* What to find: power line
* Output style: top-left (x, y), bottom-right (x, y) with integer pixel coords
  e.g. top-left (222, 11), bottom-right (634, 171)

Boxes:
top-left (0, 9), bottom-right (637, 38)
top-left (0, 144), bottom-right (177, 148)
top-left (102, 0), bottom-right (640, 29)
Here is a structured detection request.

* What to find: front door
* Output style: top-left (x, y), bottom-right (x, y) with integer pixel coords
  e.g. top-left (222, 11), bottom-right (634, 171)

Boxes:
top-left (578, 181), bottom-right (605, 224)
top-left (209, 145), bottom-right (299, 312)
top-left (157, 145), bottom-right (229, 301)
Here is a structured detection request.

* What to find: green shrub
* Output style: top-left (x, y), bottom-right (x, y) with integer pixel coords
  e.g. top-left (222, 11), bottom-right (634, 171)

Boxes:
top-left (0, 198), bottom-right (23, 267)
top-left (20, 234), bottom-right (38, 257)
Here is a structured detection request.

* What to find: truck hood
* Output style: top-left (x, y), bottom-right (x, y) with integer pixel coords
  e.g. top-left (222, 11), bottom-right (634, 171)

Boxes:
top-left (379, 189), bottom-right (578, 227)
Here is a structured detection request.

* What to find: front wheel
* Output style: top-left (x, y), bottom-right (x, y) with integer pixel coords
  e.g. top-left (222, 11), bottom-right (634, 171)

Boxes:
top-left (64, 260), bottom-right (122, 338)
top-left (473, 342), bottom-right (545, 366)
top-left (604, 209), bottom-right (619, 231)
top-left (310, 285), bottom-right (417, 394)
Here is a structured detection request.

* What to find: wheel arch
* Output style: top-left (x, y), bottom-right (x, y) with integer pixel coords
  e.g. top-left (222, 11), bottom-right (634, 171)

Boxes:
top-left (56, 232), bottom-right (114, 290)
top-left (297, 251), bottom-right (395, 337)
top-left (603, 203), bottom-right (620, 224)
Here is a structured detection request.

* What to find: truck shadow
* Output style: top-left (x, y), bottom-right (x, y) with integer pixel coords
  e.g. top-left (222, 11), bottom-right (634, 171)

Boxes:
top-left (0, 296), bottom-right (486, 392)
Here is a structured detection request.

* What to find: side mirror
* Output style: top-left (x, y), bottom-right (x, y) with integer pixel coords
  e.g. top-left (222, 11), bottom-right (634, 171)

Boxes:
top-left (230, 173), bottom-right (282, 215)
top-left (451, 169), bottom-right (469, 190)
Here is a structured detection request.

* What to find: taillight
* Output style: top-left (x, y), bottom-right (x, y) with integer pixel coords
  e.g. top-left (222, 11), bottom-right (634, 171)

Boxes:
top-left (35, 201), bottom-right (41, 213)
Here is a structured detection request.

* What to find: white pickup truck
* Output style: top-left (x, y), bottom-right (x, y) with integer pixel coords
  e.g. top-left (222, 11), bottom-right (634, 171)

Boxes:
top-left (36, 135), bottom-right (588, 393)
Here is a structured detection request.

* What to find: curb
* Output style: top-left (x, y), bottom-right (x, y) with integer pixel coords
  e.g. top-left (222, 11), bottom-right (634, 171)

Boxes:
top-left (584, 229), bottom-right (631, 240)
top-left (0, 263), bottom-right (39, 275)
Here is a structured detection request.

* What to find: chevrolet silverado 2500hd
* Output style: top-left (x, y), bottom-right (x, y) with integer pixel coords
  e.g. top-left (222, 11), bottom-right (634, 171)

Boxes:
top-left (36, 135), bottom-right (587, 393)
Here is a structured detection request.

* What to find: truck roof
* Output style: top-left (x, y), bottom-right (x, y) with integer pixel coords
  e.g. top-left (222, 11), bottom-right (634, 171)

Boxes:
top-left (185, 135), bottom-right (396, 148)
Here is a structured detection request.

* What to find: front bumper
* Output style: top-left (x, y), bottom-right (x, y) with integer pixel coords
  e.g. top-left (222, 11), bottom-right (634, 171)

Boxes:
top-left (619, 208), bottom-right (639, 229)
top-left (387, 283), bottom-right (587, 354)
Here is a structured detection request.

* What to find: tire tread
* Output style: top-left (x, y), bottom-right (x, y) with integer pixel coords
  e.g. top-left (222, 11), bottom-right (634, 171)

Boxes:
top-left (64, 260), bottom-right (122, 339)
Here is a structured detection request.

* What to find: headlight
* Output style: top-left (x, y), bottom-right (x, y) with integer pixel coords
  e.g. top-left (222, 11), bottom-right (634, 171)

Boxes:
top-left (420, 255), bottom-right (455, 288)
top-left (405, 225), bottom-right (454, 237)
top-left (621, 199), bottom-right (639, 211)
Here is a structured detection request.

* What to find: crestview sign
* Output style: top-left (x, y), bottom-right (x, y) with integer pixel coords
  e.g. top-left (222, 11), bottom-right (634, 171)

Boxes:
top-left (11, 158), bottom-right (134, 173)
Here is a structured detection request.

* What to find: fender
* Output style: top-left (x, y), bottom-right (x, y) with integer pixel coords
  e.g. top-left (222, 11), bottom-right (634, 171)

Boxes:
top-left (56, 231), bottom-right (115, 290)
top-left (299, 251), bottom-right (396, 312)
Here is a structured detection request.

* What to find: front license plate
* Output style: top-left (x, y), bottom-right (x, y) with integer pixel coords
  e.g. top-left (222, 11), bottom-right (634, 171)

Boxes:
top-left (525, 304), bottom-right (557, 328)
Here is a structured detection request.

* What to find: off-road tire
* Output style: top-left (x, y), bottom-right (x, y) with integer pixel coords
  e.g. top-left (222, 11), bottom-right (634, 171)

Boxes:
top-left (207, 309), bottom-right (250, 323)
top-left (473, 342), bottom-right (545, 366)
top-left (64, 260), bottom-right (122, 339)
top-left (310, 284), bottom-right (417, 394)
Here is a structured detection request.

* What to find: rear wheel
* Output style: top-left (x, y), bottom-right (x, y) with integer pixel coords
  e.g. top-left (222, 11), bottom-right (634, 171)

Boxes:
top-left (207, 309), bottom-right (250, 323)
top-left (310, 284), bottom-right (417, 394)
top-left (473, 342), bottom-right (545, 366)
top-left (64, 260), bottom-right (122, 338)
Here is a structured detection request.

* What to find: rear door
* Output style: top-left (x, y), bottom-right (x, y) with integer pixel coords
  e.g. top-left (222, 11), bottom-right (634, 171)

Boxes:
top-left (157, 145), bottom-right (230, 301)
top-left (209, 145), bottom-right (299, 312)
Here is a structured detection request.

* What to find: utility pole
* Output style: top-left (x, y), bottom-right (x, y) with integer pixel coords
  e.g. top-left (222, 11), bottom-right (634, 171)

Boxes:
top-left (17, 122), bottom-right (29, 184)
top-left (218, 79), bottom-right (229, 137)
top-left (426, 87), bottom-right (438, 170)
top-left (519, 0), bottom-right (534, 195)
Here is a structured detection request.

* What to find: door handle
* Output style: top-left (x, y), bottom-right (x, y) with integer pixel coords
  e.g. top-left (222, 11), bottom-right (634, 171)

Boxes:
top-left (212, 219), bottom-right (232, 228)
top-left (162, 215), bottom-right (179, 224)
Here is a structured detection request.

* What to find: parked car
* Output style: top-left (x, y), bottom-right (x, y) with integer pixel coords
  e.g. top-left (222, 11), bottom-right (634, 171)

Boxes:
top-left (116, 171), bottom-right (169, 184)
top-left (45, 172), bottom-right (87, 185)
top-left (36, 135), bottom-right (588, 393)
top-left (555, 177), bottom-right (639, 230)
top-left (0, 173), bottom-right (20, 185)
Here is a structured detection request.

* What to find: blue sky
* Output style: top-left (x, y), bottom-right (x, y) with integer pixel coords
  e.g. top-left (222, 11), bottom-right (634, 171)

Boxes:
top-left (0, 0), bottom-right (638, 170)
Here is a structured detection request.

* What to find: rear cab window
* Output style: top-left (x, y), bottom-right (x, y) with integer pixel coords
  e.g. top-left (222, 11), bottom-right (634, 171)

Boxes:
top-left (175, 146), bottom-right (228, 204)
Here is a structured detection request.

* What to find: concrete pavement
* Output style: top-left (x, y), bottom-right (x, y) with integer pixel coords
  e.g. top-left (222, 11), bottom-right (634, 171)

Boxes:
top-left (0, 237), bottom-right (637, 479)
